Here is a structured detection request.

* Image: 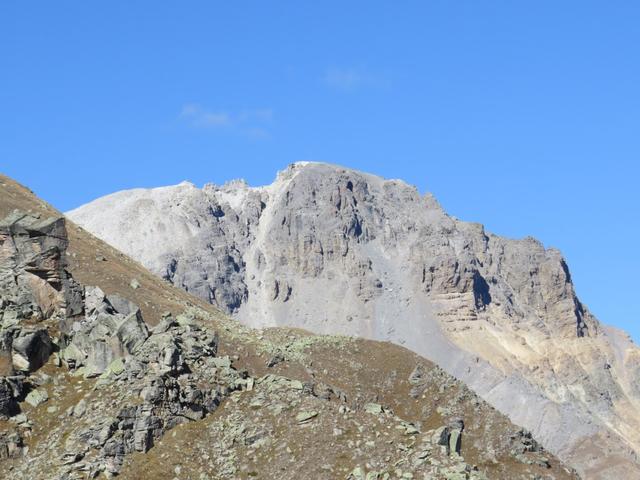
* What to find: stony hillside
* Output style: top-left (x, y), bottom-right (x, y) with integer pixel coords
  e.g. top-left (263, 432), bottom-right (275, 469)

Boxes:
top-left (67, 162), bottom-right (640, 479)
top-left (0, 176), bottom-right (577, 479)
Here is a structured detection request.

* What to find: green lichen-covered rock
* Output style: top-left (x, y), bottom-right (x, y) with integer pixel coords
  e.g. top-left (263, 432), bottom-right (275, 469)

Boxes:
top-left (449, 429), bottom-right (462, 455)
top-left (348, 466), bottom-right (365, 480)
top-left (101, 357), bottom-right (125, 378)
top-left (364, 403), bottom-right (384, 415)
top-left (25, 388), bottom-right (48, 407)
top-left (295, 410), bottom-right (318, 424)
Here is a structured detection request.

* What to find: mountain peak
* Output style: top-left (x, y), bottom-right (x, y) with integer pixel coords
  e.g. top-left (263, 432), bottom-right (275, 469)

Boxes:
top-left (65, 166), bottom-right (640, 478)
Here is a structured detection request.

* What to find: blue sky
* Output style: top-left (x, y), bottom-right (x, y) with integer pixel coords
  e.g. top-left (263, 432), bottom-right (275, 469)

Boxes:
top-left (1, 2), bottom-right (639, 340)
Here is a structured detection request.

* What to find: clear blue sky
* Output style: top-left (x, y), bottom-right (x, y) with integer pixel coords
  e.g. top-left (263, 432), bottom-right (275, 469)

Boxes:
top-left (1, 2), bottom-right (639, 340)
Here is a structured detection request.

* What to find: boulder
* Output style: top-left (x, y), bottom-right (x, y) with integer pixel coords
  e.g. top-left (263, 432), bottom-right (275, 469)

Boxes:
top-left (449, 429), bottom-right (462, 455)
top-left (364, 403), bottom-right (384, 415)
top-left (0, 379), bottom-right (19, 418)
top-left (106, 294), bottom-right (139, 316)
top-left (84, 286), bottom-right (107, 316)
top-left (85, 340), bottom-right (115, 376)
top-left (295, 410), bottom-right (318, 424)
top-left (0, 432), bottom-right (24, 459)
top-left (25, 388), bottom-right (48, 407)
top-left (116, 312), bottom-right (149, 354)
top-left (11, 329), bottom-right (53, 372)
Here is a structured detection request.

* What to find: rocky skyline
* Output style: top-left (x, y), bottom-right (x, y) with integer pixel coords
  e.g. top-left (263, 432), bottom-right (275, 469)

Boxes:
top-left (67, 162), bottom-right (640, 478)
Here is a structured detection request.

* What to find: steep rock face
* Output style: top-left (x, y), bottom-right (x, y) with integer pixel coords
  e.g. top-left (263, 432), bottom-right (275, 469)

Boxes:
top-left (0, 212), bottom-right (83, 384)
top-left (0, 212), bottom-right (83, 327)
top-left (68, 162), bottom-right (640, 478)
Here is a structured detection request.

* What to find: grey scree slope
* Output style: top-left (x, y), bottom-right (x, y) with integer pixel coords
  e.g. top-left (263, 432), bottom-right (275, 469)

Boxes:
top-left (68, 162), bottom-right (640, 479)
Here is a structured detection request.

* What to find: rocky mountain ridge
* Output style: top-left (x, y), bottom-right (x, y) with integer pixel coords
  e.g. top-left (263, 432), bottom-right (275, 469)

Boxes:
top-left (67, 162), bottom-right (640, 479)
top-left (0, 175), bottom-right (576, 479)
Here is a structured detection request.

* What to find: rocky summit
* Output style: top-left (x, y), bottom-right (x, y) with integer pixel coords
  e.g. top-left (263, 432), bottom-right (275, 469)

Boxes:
top-left (67, 162), bottom-right (640, 479)
top-left (0, 177), bottom-right (579, 478)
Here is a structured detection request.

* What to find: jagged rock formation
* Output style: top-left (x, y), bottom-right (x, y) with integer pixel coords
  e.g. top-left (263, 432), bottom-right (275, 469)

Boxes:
top-left (0, 212), bottom-right (266, 477)
top-left (0, 212), bottom-right (82, 416)
top-left (0, 179), bottom-right (577, 478)
top-left (68, 162), bottom-right (640, 478)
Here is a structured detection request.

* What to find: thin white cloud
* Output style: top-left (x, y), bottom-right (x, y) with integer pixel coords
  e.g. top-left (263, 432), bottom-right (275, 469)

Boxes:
top-left (179, 104), bottom-right (273, 138)
top-left (238, 108), bottom-right (273, 123)
top-left (244, 127), bottom-right (270, 140)
top-left (323, 66), bottom-right (389, 92)
top-left (324, 67), bottom-right (364, 90)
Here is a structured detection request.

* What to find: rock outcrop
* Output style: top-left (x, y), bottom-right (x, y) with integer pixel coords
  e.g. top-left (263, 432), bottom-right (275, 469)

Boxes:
top-left (0, 212), bottom-right (81, 418)
top-left (0, 213), bottom-right (248, 476)
top-left (68, 162), bottom-right (640, 478)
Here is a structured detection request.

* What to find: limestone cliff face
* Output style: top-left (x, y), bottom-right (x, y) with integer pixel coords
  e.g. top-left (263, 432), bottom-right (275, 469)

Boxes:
top-left (68, 162), bottom-right (640, 478)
